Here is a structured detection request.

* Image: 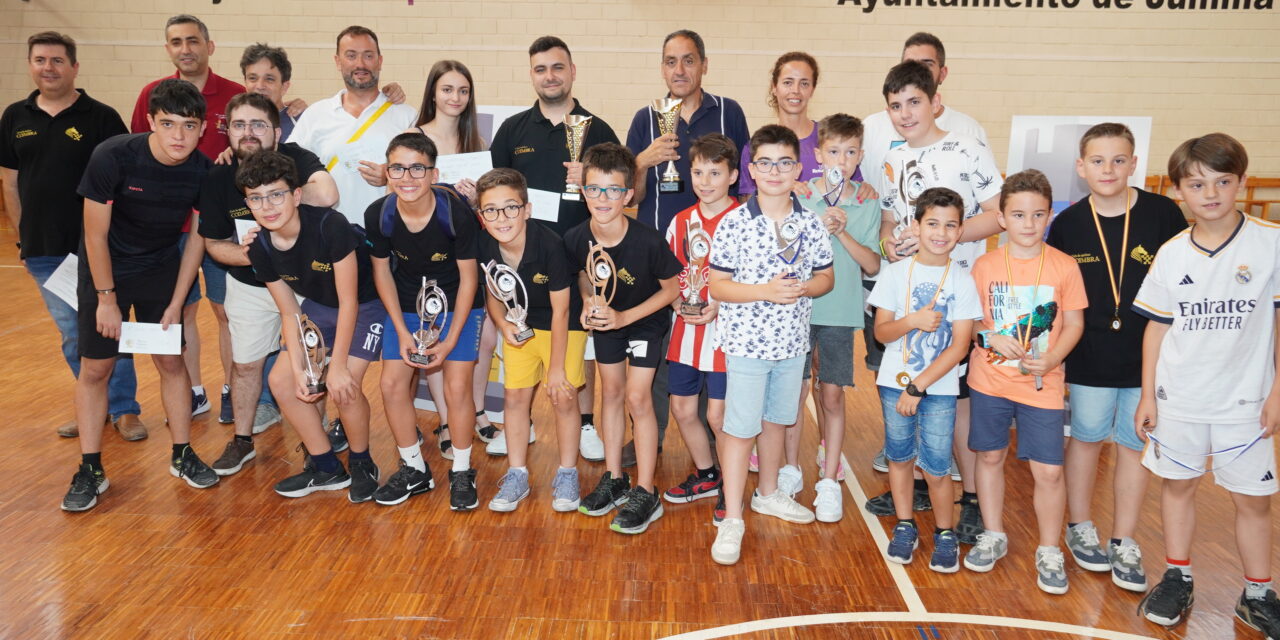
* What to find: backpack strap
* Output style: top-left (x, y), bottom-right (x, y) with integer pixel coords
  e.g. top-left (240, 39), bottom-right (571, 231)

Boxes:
top-left (431, 184), bottom-right (459, 241)
top-left (380, 194), bottom-right (399, 238)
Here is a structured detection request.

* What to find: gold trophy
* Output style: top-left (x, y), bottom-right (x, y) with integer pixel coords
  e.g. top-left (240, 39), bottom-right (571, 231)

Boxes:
top-left (652, 98), bottom-right (683, 193)
top-left (586, 241), bottom-right (618, 330)
top-left (410, 277), bottom-right (447, 365)
top-left (562, 114), bottom-right (593, 201)
top-left (483, 260), bottom-right (534, 343)
top-left (680, 221), bottom-right (711, 316)
top-left (296, 313), bottom-right (328, 394)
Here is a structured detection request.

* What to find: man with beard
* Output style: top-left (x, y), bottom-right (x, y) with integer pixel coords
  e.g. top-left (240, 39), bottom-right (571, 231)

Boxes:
top-left (286, 26), bottom-right (416, 225)
top-left (196, 92), bottom-right (338, 477)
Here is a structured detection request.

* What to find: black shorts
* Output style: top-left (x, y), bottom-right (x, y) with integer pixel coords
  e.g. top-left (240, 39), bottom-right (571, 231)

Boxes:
top-left (78, 263), bottom-right (181, 360)
top-left (592, 327), bottom-right (667, 368)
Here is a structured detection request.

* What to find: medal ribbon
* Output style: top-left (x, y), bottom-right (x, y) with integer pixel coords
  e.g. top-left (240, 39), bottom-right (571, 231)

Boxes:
top-left (1088, 189), bottom-right (1131, 322)
top-left (1002, 245), bottom-right (1047, 355)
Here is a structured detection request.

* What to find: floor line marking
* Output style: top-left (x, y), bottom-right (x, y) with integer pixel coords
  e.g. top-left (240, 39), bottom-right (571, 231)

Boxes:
top-left (659, 611), bottom-right (1159, 640)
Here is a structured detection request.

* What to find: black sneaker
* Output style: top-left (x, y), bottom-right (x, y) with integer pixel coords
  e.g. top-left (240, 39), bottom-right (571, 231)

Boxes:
top-left (218, 387), bottom-right (234, 424)
top-left (374, 461), bottom-right (434, 506)
top-left (274, 457), bottom-right (351, 497)
top-left (327, 418), bottom-right (349, 453)
top-left (171, 446), bottom-right (219, 488)
top-left (663, 472), bottom-right (721, 504)
top-left (476, 415), bottom-right (500, 443)
top-left (610, 486), bottom-right (664, 534)
top-left (713, 492), bottom-right (726, 525)
top-left (448, 468), bottom-right (479, 511)
top-left (955, 496), bottom-right (984, 545)
top-left (1236, 589), bottom-right (1280, 639)
top-left (191, 389), bottom-right (211, 417)
top-left (348, 458), bottom-right (380, 504)
top-left (579, 471), bottom-right (631, 516)
top-left (61, 464), bottom-right (109, 512)
top-left (434, 425), bottom-right (453, 460)
top-left (1138, 569), bottom-right (1194, 627)
top-left (864, 488), bottom-right (931, 517)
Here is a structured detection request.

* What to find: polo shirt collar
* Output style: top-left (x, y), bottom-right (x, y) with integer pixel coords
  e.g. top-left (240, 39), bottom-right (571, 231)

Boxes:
top-left (169, 69), bottom-right (229, 96)
top-left (664, 89), bottom-right (720, 126)
top-left (744, 194), bottom-right (804, 219)
top-left (23, 88), bottom-right (91, 113)
top-left (326, 89), bottom-right (390, 117)
top-left (530, 98), bottom-right (585, 125)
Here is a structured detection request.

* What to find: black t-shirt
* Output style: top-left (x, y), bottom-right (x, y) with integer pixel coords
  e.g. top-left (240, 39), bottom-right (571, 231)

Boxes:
top-left (197, 142), bottom-right (327, 287)
top-left (476, 221), bottom-right (582, 332)
top-left (75, 133), bottom-right (210, 277)
top-left (1046, 188), bottom-right (1188, 387)
top-left (0, 90), bottom-right (127, 259)
top-left (363, 186), bottom-right (484, 313)
top-left (489, 99), bottom-right (620, 237)
top-left (564, 218), bottom-right (682, 336)
top-left (247, 205), bottom-right (378, 307)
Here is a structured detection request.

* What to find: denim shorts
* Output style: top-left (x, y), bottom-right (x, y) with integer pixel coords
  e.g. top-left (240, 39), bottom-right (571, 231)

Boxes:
top-left (880, 386), bottom-right (957, 478)
top-left (180, 234), bottom-right (228, 305)
top-left (722, 354), bottom-right (805, 439)
top-left (1067, 384), bottom-right (1143, 452)
top-left (968, 388), bottom-right (1065, 465)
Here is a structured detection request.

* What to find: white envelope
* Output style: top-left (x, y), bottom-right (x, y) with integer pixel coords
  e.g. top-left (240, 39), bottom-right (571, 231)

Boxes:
top-left (118, 322), bottom-right (182, 355)
top-left (42, 253), bottom-right (80, 311)
top-left (235, 218), bottom-right (260, 244)
top-left (435, 151), bottom-right (493, 184)
top-left (527, 188), bottom-right (561, 223)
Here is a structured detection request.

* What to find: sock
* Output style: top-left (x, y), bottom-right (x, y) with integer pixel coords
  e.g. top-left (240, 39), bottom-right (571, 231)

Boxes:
top-left (1110, 537), bottom-right (1123, 547)
top-left (988, 530), bottom-right (1008, 542)
top-left (898, 518), bottom-right (917, 529)
top-left (452, 445), bottom-right (472, 472)
top-left (82, 452), bottom-right (103, 473)
top-left (511, 466), bottom-right (528, 474)
top-left (172, 443), bottom-right (188, 459)
top-left (961, 491), bottom-right (978, 503)
top-left (912, 478), bottom-right (928, 492)
top-left (399, 445), bottom-right (425, 473)
top-left (348, 449), bottom-right (371, 462)
top-left (235, 434), bottom-right (252, 444)
top-left (192, 385), bottom-right (205, 396)
top-left (935, 527), bottom-right (953, 537)
top-left (1067, 522), bottom-right (1079, 529)
top-left (312, 450), bottom-right (340, 473)
top-left (1037, 544), bottom-right (1060, 555)
top-left (698, 466), bottom-right (719, 480)
top-left (1246, 577), bottom-right (1273, 599)
top-left (1167, 557), bottom-right (1192, 580)
top-left (558, 466), bottom-right (576, 473)
top-left (222, 384), bottom-right (230, 394)
top-left (581, 413), bottom-right (594, 426)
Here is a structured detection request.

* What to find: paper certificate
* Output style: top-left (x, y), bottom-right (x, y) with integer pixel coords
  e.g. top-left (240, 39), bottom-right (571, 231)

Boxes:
top-left (527, 188), bottom-right (561, 223)
top-left (234, 218), bottom-right (259, 244)
top-left (435, 151), bottom-right (493, 185)
top-left (118, 322), bottom-right (183, 355)
top-left (42, 253), bottom-right (80, 311)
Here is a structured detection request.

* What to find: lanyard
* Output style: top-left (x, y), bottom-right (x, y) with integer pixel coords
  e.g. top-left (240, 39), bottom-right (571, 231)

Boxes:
top-left (1148, 431), bottom-right (1265, 475)
top-left (1088, 189), bottom-right (1131, 332)
top-left (895, 256), bottom-right (950, 387)
top-left (1003, 244), bottom-right (1046, 353)
top-left (324, 100), bottom-right (394, 172)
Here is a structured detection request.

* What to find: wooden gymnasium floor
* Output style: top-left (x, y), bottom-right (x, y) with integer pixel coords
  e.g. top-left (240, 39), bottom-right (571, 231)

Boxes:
top-left (0, 225), bottom-right (1276, 640)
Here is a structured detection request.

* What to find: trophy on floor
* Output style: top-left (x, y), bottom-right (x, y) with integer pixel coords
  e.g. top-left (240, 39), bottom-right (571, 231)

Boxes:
top-left (411, 277), bottom-right (447, 365)
top-left (296, 314), bottom-right (328, 394)
top-left (483, 260), bottom-right (534, 343)
top-left (563, 114), bottom-right (593, 201)
top-left (776, 219), bottom-right (805, 280)
top-left (586, 241), bottom-right (618, 330)
top-left (680, 221), bottom-right (711, 316)
top-left (652, 98), bottom-right (683, 193)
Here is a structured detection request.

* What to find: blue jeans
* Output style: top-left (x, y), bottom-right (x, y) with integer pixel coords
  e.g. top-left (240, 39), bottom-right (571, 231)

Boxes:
top-left (26, 255), bottom-right (141, 419)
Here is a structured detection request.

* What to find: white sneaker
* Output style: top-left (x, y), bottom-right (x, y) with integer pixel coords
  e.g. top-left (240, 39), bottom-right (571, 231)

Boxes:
top-left (711, 518), bottom-right (746, 565)
top-left (579, 423), bottom-right (604, 461)
top-left (813, 478), bottom-right (843, 523)
top-left (750, 489), bottom-right (815, 524)
top-left (485, 423), bottom-right (536, 456)
top-left (777, 464), bottom-right (803, 499)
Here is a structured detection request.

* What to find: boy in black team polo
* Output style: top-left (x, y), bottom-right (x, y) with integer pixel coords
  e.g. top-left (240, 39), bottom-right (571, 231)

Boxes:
top-left (239, 150), bottom-right (387, 504)
top-left (61, 78), bottom-right (218, 512)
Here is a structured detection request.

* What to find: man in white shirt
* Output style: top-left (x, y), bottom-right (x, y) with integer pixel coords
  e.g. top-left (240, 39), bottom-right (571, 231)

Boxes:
top-left (286, 26), bottom-right (415, 224)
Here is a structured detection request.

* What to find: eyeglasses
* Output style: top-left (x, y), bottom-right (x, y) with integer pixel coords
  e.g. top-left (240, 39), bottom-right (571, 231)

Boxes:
top-left (244, 189), bottom-right (290, 210)
top-left (386, 164), bottom-right (434, 179)
top-left (229, 120), bottom-right (271, 135)
top-left (479, 203), bottom-right (524, 221)
top-left (583, 185), bottom-right (628, 201)
top-left (752, 158), bottom-right (799, 174)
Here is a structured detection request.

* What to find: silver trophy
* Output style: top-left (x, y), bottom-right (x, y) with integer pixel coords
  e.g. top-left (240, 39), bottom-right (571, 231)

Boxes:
top-left (410, 277), bottom-right (447, 365)
top-left (680, 222), bottom-right (711, 316)
top-left (296, 314), bottom-right (328, 394)
top-left (821, 166), bottom-right (845, 207)
top-left (776, 219), bottom-right (805, 280)
top-left (483, 260), bottom-right (534, 343)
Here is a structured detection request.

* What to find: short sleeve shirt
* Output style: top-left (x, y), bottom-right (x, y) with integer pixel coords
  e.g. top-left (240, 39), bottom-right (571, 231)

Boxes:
top-left (130, 70), bottom-right (245, 161)
top-left (76, 133), bottom-right (211, 277)
top-left (247, 205), bottom-right (378, 307)
top-left (860, 106), bottom-right (988, 198)
top-left (665, 201), bottom-right (734, 372)
top-left (1132, 214), bottom-right (1280, 424)
top-left (710, 196), bottom-right (835, 361)
top-left (476, 221), bottom-right (582, 332)
top-left (363, 188), bottom-right (483, 313)
top-left (0, 90), bottom-right (127, 258)
top-left (797, 178), bottom-right (882, 327)
top-left (564, 218), bottom-right (683, 337)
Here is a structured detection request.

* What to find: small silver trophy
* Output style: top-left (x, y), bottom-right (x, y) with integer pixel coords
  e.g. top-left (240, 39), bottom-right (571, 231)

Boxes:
top-left (296, 314), bottom-right (328, 394)
top-left (680, 222), bottom-right (711, 316)
top-left (821, 166), bottom-right (845, 207)
top-left (411, 277), bottom-right (447, 365)
top-left (776, 219), bottom-right (805, 280)
top-left (483, 260), bottom-right (534, 343)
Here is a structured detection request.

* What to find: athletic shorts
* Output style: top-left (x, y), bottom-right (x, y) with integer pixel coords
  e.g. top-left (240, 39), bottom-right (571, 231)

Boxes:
top-left (77, 263), bottom-right (181, 360)
top-left (382, 308), bottom-right (485, 363)
top-left (667, 360), bottom-right (726, 400)
top-left (224, 277), bottom-right (281, 363)
top-left (803, 324), bottom-right (855, 387)
top-left (1142, 418), bottom-right (1277, 496)
top-left (593, 327), bottom-right (665, 368)
top-left (968, 388), bottom-right (1064, 465)
top-left (285, 298), bottom-right (385, 363)
top-left (502, 328), bottom-right (588, 389)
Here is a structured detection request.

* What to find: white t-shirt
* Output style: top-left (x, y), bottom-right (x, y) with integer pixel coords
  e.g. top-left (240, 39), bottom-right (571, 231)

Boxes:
top-left (880, 132), bottom-right (1004, 273)
top-left (286, 91), bottom-right (417, 224)
top-left (860, 106), bottom-right (988, 198)
top-left (868, 257), bottom-right (983, 395)
top-left (1132, 214), bottom-right (1280, 424)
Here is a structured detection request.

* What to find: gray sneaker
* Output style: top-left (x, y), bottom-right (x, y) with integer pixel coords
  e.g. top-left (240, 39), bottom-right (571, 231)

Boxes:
top-left (1109, 537), bottom-right (1148, 592)
top-left (1065, 521), bottom-right (1110, 572)
top-left (1036, 546), bottom-right (1070, 595)
top-left (551, 467), bottom-right (580, 512)
top-left (251, 403), bottom-right (282, 435)
top-left (488, 468), bottom-right (531, 512)
top-left (963, 532), bottom-right (1008, 573)
top-left (872, 449), bottom-right (888, 473)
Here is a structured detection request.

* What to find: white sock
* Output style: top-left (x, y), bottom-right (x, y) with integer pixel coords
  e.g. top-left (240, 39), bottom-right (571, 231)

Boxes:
top-left (452, 446), bottom-right (472, 472)
top-left (222, 384), bottom-right (230, 394)
top-left (192, 385), bottom-right (205, 396)
top-left (511, 466), bottom-right (528, 474)
top-left (398, 445), bottom-right (425, 473)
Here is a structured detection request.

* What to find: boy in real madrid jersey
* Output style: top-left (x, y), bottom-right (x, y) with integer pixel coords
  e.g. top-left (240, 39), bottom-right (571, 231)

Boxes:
top-left (1132, 133), bottom-right (1280, 638)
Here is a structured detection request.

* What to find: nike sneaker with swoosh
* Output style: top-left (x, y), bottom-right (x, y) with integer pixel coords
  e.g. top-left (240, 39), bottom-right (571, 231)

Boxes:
top-left (374, 461), bottom-right (435, 506)
top-left (274, 457), bottom-right (351, 498)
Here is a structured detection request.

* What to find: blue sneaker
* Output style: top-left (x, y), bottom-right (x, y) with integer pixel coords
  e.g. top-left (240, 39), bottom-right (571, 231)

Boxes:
top-left (886, 522), bottom-right (919, 564)
top-left (930, 530), bottom-right (960, 573)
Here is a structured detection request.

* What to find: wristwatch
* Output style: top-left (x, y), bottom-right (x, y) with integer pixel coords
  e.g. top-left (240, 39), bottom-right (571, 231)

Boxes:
top-left (976, 330), bottom-right (992, 350)
top-left (905, 383), bottom-right (927, 398)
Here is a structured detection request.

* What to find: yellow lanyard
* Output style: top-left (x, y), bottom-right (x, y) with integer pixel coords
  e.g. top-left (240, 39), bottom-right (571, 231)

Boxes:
top-left (324, 100), bottom-right (394, 172)
top-left (1088, 189), bottom-right (1131, 331)
top-left (895, 256), bottom-right (950, 387)
top-left (1003, 244), bottom-right (1046, 353)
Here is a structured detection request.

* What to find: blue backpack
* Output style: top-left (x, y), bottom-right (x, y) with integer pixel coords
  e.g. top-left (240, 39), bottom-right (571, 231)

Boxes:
top-left (378, 184), bottom-right (463, 240)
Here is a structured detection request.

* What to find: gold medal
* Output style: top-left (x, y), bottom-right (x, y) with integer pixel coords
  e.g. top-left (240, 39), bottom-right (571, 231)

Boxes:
top-left (896, 371), bottom-right (912, 387)
top-left (1089, 190), bottom-right (1131, 335)
top-left (1110, 315), bottom-right (1122, 332)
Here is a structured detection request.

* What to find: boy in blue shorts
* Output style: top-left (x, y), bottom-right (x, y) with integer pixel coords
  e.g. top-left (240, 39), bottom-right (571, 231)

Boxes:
top-left (707, 124), bottom-right (834, 565)
top-left (365, 132), bottom-right (484, 511)
top-left (869, 187), bottom-right (981, 572)
top-left (239, 150), bottom-right (386, 504)
top-left (1133, 134), bottom-right (1280, 638)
